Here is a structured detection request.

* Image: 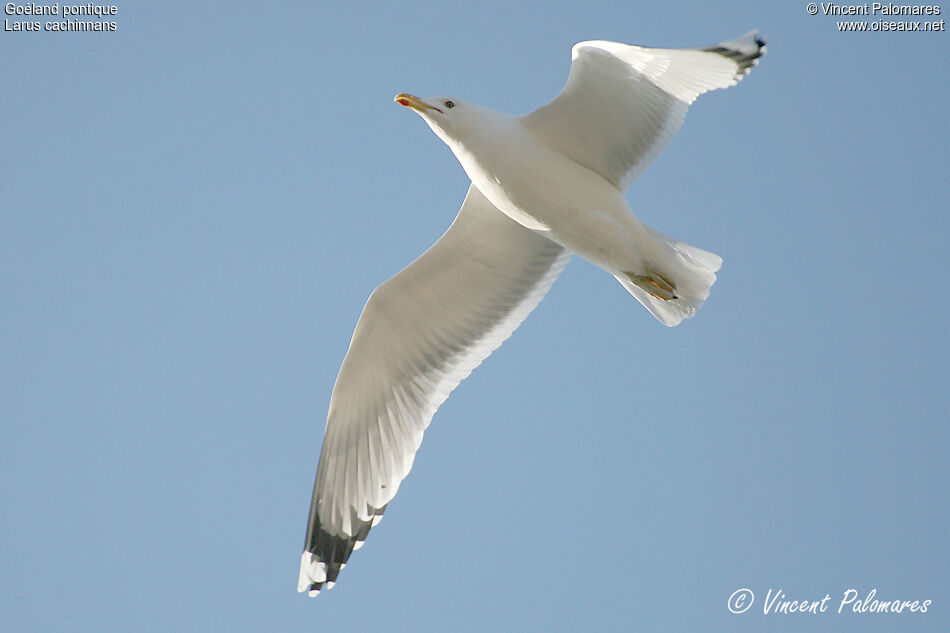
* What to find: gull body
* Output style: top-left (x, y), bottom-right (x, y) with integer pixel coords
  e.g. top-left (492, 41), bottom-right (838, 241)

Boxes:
top-left (299, 32), bottom-right (765, 596)
top-left (412, 100), bottom-right (658, 279)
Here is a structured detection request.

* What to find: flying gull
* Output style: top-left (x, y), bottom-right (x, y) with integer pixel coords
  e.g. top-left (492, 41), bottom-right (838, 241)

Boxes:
top-left (299, 31), bottom-right (765, 595)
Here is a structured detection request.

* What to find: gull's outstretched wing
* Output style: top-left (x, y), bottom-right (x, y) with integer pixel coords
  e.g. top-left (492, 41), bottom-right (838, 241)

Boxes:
top-left (522, 31), bottom-right (765, 191)
top-left (299, 185), bottom-right (570, 596)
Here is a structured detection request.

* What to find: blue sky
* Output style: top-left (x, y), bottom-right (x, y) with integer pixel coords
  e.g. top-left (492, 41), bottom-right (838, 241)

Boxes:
top-left (2, 1), bottom-right (947, 631)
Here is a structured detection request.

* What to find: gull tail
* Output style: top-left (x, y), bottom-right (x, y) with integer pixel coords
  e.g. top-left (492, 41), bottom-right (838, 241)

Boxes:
top-left (614, 226), bottom-right (722, 327)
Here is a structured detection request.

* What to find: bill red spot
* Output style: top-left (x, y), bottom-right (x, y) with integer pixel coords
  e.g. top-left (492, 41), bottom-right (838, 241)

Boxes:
top-left (397, 98), bottom-right (410, 106)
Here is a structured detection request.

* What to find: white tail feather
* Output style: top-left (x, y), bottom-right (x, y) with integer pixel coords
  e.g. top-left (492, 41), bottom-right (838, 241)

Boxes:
top-left (615, 226), bottom-right (722, 327)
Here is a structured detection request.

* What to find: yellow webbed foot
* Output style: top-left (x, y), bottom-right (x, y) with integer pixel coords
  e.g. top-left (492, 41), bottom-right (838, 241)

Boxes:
top-left (624, 268), bottom-right (678, 301)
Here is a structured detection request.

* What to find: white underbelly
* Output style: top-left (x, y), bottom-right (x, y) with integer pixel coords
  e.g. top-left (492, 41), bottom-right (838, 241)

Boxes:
top-left (472, 178), bottom-right (552, 232)
top-left (452, 129), bottom-right (649, 269)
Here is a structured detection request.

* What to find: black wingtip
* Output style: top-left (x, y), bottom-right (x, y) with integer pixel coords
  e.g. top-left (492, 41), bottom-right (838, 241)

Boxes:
top-left (702, 32), bottom-right (767, 78)
top-left (301, 503), bottom-right (388, 595)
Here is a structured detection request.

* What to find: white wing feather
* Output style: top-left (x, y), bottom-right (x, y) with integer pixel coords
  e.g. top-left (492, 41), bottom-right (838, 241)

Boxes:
top-left (522, 31), bottom-right (765, 190)
top-left (300, 185), bottom-right (569, 595)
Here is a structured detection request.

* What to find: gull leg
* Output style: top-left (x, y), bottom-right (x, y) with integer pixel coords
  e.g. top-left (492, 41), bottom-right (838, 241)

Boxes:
top-left (625, 268), bottom-right (678, 301)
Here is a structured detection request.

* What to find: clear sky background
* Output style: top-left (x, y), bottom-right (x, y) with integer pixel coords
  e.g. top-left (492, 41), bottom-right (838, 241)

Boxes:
top-left (2, 1), bottom-right (947, 632)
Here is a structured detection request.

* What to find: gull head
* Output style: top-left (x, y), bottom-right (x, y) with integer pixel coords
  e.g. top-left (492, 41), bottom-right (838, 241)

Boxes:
top-left (394, 93), bottom-right (452, 114)
top-left (395, 93), bottom-right (467, 144)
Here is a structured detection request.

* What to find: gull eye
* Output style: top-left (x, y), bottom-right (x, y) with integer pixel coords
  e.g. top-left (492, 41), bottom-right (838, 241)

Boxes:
top-left (444, 100), bottom-right (455, 109)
